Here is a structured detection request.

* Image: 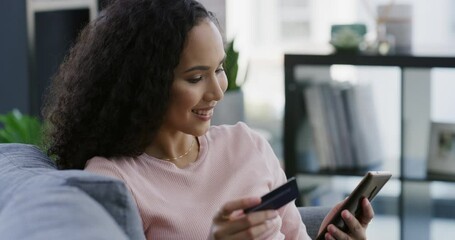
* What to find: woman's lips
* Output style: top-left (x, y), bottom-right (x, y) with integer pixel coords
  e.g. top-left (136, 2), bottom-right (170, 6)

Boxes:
top-left (192, 107), bottom-right (214, 120)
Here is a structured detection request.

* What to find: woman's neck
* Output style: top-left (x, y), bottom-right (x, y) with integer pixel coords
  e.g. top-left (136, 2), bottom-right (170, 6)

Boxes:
top-left (144, 133), bottom-right (200, 168)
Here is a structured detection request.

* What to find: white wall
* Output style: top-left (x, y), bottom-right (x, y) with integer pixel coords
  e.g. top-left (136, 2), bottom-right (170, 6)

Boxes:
top-left (198, 0), bottom-right (226, 40)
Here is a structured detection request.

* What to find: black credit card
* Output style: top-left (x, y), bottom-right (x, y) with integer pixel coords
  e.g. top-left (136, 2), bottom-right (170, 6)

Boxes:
top-left (244, 177), bottom-right (299, 214)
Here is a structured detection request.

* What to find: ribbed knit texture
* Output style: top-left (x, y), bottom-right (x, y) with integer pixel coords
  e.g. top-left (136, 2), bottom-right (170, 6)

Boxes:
top-left (85, 122), bottom-right (310, 239)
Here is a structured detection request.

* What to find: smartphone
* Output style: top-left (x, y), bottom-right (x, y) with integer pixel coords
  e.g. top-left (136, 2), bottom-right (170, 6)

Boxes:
top-left (316, 171), bottom-right (392, 240)
top-left (244, 177), bottom-right (299, 214)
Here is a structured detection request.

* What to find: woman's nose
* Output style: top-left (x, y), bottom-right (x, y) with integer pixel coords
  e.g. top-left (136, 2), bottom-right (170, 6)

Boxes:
top-left (205, 74), bottom-right (227, 102)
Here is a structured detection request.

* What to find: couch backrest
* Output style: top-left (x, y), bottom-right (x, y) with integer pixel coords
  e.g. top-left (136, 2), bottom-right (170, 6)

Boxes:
top-left (0, 143), bottom-right (145, 240)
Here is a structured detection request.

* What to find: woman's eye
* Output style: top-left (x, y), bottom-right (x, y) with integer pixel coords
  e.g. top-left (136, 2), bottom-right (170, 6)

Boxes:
top-left (215, 67), bottom-right (225, 74)
top-left (188, 76), bottom-right (203, 83)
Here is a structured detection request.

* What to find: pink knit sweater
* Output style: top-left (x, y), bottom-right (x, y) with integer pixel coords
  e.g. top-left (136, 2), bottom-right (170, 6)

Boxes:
top-left (85, 122), bottom-right (310, 239)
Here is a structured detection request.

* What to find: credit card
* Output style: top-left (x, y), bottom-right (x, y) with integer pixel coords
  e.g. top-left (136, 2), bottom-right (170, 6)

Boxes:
top-left (244, 177), bottom-right (299, 213)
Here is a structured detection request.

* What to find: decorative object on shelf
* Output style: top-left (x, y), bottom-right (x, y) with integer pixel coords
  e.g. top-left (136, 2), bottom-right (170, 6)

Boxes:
top-left (427, 122), bottom-right (455, 180)
top-left (377, 3), bottom-right (412, 54)
top-left (211, 39), bottom-right (249, 125)
top-left (373, 22), bottom-right (395, 55)
top-left (329, 24), bottom-right (367, 54)
top-left (0, 109), bottom-right (43, 147)
top-left (360, 0), bottom-right (412, 55)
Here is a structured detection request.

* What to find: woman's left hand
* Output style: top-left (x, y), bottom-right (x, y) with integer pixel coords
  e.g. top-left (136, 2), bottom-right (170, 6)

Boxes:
top-left (320, 197), bottom-right (374, 240)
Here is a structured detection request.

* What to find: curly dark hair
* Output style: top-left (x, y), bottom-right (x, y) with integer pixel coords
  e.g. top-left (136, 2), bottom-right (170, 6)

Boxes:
top-left (42, 0), bottom-right (217, 169)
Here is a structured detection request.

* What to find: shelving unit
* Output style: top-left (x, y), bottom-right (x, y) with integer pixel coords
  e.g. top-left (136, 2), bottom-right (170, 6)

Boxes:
top-left (0, 0), bottom-right (98, 116)
top-left (283, 53), bottom-right (455, 240)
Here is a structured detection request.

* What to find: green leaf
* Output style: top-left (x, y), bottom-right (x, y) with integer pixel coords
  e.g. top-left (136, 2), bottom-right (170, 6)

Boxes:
top-left (225, 39), bottom-right (240, 91)
top-left (0, 109), bottom-right (43, 145)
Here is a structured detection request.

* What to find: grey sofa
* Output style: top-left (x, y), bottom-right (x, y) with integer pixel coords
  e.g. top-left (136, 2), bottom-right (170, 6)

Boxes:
top-left (0, 143), bottom-right (329, 239)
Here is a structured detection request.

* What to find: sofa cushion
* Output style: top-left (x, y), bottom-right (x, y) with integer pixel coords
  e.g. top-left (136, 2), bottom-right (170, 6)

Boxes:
top-left (0, 186), bottom-right (128, 240)
top-left (299, 206), bottom-right (330, 239)
top-left (0, 143), bottom-right (145, 240)
top-left (62, 171), bottom-right (144, 239)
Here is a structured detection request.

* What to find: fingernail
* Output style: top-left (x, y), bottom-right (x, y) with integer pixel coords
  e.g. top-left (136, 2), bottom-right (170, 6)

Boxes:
top-left (342, 210), bottom-right (351, 220)
top-left (325, 232), bottom-right (331, 240)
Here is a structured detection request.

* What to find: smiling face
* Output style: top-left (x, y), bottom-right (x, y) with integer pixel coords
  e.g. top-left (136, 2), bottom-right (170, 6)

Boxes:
top-left (161, 19), bottom-right (227, 136)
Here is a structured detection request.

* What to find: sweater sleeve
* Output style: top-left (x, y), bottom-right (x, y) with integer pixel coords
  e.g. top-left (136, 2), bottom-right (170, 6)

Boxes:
top-left (244, 124), bottom-right (311, 240)
top-left (265, 151), bottom-right (311, 240)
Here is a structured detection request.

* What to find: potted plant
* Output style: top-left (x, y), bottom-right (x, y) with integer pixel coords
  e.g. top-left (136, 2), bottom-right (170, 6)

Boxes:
top-left (224, 39), bottom-right (243, 91)
top-left (212, 39), bottom-right (248, 125)
top-left (0, 109), bottom-right (44, 148)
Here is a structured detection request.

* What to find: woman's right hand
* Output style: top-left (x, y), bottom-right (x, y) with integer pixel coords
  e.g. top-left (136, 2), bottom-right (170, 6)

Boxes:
top-left (208, 197), bottom-right (280, 240)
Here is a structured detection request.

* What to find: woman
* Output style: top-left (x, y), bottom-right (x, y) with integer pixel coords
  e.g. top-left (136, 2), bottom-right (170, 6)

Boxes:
top-left (43, 0), bottom-right (373, 239)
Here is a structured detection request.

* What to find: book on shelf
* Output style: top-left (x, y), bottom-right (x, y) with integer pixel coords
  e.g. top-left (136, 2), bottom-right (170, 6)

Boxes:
top-left (349, 83), bottom-right (382, 168)
top-left (302, 84), bottom-right (333, 169)
top-left (297, 81), bottom-right (382, 172)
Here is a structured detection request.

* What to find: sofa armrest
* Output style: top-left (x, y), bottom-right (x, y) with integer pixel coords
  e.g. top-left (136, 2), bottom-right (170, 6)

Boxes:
top-left (0, 143), bottom-right (145, 240)
top-left (0, 186), bottom-right (128, 240)
top-left (299, 206), bottom-right (331, 239)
